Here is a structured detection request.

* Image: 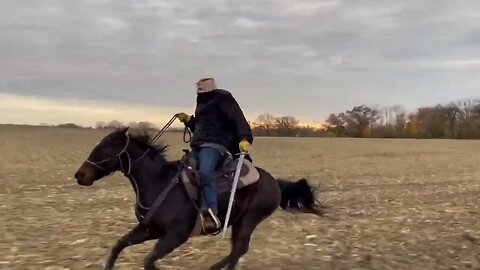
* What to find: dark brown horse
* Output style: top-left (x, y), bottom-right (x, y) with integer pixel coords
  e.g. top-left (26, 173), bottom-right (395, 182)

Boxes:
top-left (74, 127), bottom-right (321, 270)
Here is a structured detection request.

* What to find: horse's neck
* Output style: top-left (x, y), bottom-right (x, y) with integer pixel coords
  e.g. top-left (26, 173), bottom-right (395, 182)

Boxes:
top-left (126, 154), bottom-right (176, 207)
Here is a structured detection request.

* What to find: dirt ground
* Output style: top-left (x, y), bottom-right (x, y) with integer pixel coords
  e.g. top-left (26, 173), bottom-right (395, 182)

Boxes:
top-left (1, 125), bottom-right (480, 270)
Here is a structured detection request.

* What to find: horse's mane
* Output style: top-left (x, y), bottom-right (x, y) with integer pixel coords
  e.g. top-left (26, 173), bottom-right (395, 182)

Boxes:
top-left (126, 127), bottom-right (168, 157)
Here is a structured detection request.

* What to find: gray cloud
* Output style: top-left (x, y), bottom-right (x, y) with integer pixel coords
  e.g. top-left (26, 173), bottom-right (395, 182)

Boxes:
top-left (1, 0), bottom-right (480, 121)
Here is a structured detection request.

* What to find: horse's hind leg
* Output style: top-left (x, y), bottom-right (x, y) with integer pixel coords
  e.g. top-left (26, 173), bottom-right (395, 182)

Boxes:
top-left (104, 224), bottom-right (152, 270)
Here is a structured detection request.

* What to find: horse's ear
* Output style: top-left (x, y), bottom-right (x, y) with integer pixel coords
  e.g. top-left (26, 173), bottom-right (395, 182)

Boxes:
top-left (121, 126), bottom-right (129, 135)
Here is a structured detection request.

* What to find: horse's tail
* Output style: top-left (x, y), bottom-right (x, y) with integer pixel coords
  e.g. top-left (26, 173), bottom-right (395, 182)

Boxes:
top-left (276, 178), bottom-right (325, 216)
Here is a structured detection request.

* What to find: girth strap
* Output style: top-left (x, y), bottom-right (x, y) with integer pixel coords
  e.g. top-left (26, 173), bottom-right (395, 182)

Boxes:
top-left (141, 165), bottom-right (181, 226)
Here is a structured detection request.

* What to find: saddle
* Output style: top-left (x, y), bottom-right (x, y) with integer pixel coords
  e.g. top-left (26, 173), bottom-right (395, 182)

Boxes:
top-left (179, 150), bottom-right (260, 202)
top-left (178, 149), bottom-right (260, 236)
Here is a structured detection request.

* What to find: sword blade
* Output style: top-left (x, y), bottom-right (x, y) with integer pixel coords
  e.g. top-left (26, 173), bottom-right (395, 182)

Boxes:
top-left (222, 152), bottom-right (246, 238)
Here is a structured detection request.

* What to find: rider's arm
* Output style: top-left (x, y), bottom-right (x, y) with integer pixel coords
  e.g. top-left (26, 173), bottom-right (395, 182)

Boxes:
top-left (184, 116), bottom-right (196, 132)
top-left (219, 92), bottom-right (253, 144)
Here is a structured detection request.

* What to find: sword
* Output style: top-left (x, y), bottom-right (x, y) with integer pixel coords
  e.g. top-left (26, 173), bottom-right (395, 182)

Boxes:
top-left (222, 152), bottom-right (246, 238)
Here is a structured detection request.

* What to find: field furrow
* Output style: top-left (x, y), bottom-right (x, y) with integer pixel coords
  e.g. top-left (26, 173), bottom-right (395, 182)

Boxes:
top-left (1, 125), bottom-right (479, 270)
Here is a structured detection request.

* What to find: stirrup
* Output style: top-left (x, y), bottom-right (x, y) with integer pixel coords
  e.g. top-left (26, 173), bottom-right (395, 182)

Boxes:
top-left (200, 208), bottom-right (222, 235)
top-left (207, 208), bottom-right (221, 228)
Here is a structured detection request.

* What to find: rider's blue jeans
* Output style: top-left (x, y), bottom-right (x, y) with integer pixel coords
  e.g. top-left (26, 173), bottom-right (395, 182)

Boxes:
top-left (193, 147), bottom-right (223, 215)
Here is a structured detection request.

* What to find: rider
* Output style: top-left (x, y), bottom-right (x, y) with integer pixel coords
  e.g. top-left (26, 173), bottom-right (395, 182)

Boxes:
top-left (177, 77), bottom-right (253, 234)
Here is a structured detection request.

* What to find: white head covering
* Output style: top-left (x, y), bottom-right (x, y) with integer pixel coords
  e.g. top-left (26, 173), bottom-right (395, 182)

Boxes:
top-left (196, 78), bottom-right (217, 93)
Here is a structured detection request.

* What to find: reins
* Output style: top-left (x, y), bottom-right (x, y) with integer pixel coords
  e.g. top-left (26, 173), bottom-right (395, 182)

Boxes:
top-left (87, 113), bottom-right (190, 176)
top-left (85, 137), bottom-right (145, 209)
top-left (85, 114), bottom-right (191, 226)
top-left (85, 132), bottom-right (180, 221)
top-left (152, 114), bottom-right (192, 144)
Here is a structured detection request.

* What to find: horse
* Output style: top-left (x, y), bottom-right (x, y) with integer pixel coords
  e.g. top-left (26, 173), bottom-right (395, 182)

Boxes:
top-left (74, 127), bottom-right (322, 270)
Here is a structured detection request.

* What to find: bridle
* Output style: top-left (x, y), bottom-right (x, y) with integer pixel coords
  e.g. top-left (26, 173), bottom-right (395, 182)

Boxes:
top-left (83, 132), bottom-right (180, 217)
top-left (84, 134), bottom-right (155, 209)
top-left (82, 117), bottom-right (185, 225)
top-left (85, 134), bottom-right (150, 176)
top-left (86, 114), bottom-right (190, 175)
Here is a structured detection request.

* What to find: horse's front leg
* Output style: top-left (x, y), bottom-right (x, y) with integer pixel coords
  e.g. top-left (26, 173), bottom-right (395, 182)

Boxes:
top-left (143, 229), bottom-right (189, 270)
top-left (104, 224), bottom-right (153, 270)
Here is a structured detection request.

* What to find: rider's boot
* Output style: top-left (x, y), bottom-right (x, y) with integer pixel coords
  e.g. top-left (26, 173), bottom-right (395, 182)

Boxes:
top-left (201, 208), bottom-right (222, 235)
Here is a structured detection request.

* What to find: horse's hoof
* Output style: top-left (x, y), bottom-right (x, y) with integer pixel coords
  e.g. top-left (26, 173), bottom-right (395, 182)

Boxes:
top-left (227, 264), bottom-right (238, 270)
top-left (209, 262), bottom-right (227, 270)
top-left (144, 263), bottom-right (158, 270)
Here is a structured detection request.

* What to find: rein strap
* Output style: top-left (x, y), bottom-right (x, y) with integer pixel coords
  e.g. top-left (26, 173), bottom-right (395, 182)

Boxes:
top-left (141, 164), bottom-right (181, 226)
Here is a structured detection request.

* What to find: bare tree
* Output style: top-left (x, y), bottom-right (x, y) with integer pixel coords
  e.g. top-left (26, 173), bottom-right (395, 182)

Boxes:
top-left (343, 105), bottom-right (380, 137)
top-left (326, 113), bottom-right (347, 137)
top-left (326, 113), bottom-right (344, 127)
top-left (275, 116), bottom-right (299, 136)
top-left (253, 114), bottom-right (276, 136)
top-left (95, 121), bottom-right (106, 129)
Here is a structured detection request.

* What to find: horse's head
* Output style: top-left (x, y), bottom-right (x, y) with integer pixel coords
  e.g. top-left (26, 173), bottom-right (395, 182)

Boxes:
top-left (74, 127), bottom-right (130, 186)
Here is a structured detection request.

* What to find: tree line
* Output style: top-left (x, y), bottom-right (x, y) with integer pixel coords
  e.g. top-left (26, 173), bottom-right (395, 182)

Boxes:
top-left (252, 98), bottom-right (480, 139)
top-left (251, 114), bottom-right (327, 137)
top-left (51, 97), bottom-right (480, 139)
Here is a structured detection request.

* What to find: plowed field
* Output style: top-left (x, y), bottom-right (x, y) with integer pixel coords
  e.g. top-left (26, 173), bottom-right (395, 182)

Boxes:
top-left (1, 125), bottom-right (480, 269)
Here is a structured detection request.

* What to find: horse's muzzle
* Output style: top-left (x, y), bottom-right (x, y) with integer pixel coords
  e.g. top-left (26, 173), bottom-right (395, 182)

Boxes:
top-left (74, 163), bottom-right (94, 186)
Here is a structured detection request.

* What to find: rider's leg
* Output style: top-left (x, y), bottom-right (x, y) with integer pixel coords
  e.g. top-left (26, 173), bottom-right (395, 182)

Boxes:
top-left (197, 147), bottom-right (223, 231)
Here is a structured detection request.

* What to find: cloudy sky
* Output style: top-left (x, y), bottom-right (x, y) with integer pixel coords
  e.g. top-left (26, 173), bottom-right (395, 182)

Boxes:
top-left (1, 0), bottom-right (479, 126)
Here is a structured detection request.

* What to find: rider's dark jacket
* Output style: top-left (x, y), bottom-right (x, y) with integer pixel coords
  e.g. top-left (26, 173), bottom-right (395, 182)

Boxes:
top-left (184, 89), bottom-right (253, 157)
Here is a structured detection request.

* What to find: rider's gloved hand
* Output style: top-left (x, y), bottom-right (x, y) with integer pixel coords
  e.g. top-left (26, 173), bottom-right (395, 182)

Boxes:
top-left (177, 112), bottom-right (191, 123)
top-left (239, 139), bottom-right (251, 153)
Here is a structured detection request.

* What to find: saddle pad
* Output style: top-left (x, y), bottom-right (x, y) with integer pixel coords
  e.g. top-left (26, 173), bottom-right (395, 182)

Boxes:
top-left (181, 159), bottom-right (260, 201)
